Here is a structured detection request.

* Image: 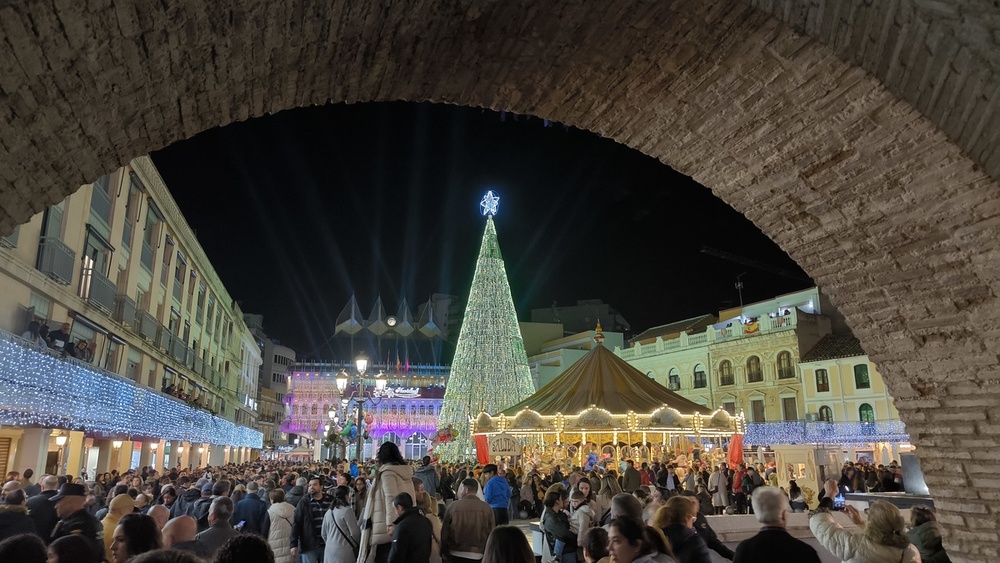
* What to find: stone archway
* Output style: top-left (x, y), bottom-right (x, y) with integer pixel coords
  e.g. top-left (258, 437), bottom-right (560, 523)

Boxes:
top-left (1, 1), bottom-right (999, 558)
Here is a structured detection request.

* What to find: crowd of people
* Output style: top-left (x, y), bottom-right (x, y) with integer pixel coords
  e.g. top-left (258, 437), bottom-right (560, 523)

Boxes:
top-left (0, 446), bottom-right (949, 563)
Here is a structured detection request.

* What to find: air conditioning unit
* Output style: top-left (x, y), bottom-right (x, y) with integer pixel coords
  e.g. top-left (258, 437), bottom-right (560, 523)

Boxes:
top-left (805, 413), bottom-right (818, 422)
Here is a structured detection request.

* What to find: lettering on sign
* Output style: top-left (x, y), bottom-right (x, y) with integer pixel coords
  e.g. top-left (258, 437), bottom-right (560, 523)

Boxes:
top-left (388, 387), bottom-right (421, 398)
top-left (488, 433), bottom-right (521, 456)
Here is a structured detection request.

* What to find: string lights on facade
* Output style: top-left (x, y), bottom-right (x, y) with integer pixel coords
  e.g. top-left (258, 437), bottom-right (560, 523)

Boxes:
top-left (0, 333), bottom-right (262, 448)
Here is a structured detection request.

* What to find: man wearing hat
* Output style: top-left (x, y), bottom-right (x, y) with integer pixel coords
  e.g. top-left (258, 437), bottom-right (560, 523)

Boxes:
top-left (50, 483), bottom-right (103, 560)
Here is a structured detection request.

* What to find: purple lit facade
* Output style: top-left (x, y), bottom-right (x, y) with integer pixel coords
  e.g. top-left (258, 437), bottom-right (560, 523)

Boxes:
top-left (281, 362), bottom-right (449, 459)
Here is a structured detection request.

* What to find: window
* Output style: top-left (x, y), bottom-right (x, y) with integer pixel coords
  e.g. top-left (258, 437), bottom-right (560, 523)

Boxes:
top-left (140, 200), bottom-right (161, 272)
top-left (818, 406), bottom-right (833, 422)
top-left (854, 364), bottom-right (870, 389)
top-left (693, 364), bottom-right (707, 389)
top-left (816, 369), bottom-right (830, 392)
top-left (719, 360), bottom-right (734, 386)
top-left (29, 293), bottom-right (51, 321)
top-left (122, 183), bottom-right (140, 250)
top-left (667, 368), bottom-right (680, 391)
top-left (777, 351), bottom-right (795, 379)
top-left (751, 399), bottom-right (766, 422)
top-left (859, 403), bottom-right (875, 423)
top-left (782, 397), bottom-right (798, 421)
top-left (746, 356), bottom-right (763, 382)
top-left (723, 401), bottom-right (736, 415)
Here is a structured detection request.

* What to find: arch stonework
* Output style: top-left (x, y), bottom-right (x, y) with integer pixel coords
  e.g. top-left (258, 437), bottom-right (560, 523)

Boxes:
top-left (1, 0), bottom-right (999, 558)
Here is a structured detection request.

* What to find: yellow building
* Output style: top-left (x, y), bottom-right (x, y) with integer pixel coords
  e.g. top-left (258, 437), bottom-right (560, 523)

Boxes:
top-left (799, 333), bottom-right (907, 463)
top-left (618, 289), bottom-right (831, 424)
top-left (616, 288), bottom-right (907, 467)
top-left (0, 156), bottom-right (262, 479)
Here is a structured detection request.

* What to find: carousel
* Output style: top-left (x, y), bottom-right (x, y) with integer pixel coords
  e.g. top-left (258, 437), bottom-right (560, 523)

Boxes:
top-left (472, 326), bottom-right (744, 471)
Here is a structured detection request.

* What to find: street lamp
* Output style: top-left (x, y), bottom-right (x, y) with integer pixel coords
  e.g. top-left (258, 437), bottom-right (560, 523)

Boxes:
top-left (336, 353), bottom-right (389, 462)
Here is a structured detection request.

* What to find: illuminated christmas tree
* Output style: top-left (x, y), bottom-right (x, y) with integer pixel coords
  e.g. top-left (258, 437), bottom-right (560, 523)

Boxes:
top-left (436, 192), bottom-right (535, 460)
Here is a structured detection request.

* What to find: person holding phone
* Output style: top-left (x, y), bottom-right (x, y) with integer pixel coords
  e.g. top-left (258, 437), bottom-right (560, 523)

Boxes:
top-left (809, 501), bottom-right (920, 563)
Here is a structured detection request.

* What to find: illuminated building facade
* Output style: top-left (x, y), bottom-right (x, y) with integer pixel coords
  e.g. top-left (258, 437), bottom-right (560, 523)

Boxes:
top-left (0, 156), bottom-right (262, 479)
top-left (284, 361), bottom-right (448, 460)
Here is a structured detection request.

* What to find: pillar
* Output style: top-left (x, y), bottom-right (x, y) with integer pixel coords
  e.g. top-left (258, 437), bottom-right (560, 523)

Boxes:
top-left (168, 441), bottom-right (181, 468)
top-left (63, 431), bottom-right (86, 477)
top-left (12, 428), bottom-right (51, 478)
top-left (139, 442), bottom-right (152, 469)
top-left (209, 444), bottom-right (225, 467)
top-left (313, 440), bottom-right (322, 462)
top-left (95, 440), bottom-right (112, 474)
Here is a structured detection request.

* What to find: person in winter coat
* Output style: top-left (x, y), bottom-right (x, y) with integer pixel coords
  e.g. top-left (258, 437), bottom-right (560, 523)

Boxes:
top-left (707, 466), bottom-right (729, 515)
top-left (541, 491), bottom-right (578, 563)
top-left (286, 477), bottom-right (307, 508)
top-left (416, 492), bottom-right (443, 563)
top-left (653, 496), bottom-right (711, 563)
top-left (357, 442), bottom-right (416, 563)
top-left (906, 506), bottom-right (951, 563)
top-left (571, 490), bottom-right (598, 558)
top-left (0, 489), bottom-right (36, 542)
top-left (353, 476), bottom-right (369, 520)
top-left (322, 485), bottom-right (362, 563)
top-left (680, 491), bottom-right (733, 561)
top-left (388, 492), bottom-right (432, 563)
top-left (231, 481), bottom-right (269, 535)
top-left (607, 516), bottom-right (674, 563)
top-left (809, 501), bottom-right (921, 563)
top-left (413, 457), bottom-right (440, 497)
top-left (261, 489), bottom-right (296, 563)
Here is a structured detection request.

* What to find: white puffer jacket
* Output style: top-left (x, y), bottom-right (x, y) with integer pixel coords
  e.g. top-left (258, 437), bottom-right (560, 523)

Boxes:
top-left (362, 464), bottom-right (415, 545)
top-left (809, 511), bottom-right (922, 563)
top-left (266, 501), bottom-right (296, 563)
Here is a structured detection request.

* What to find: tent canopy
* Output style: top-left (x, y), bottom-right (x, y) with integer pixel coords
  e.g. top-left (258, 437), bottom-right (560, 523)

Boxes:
top-left (501, 342), bottom-right (711, 416)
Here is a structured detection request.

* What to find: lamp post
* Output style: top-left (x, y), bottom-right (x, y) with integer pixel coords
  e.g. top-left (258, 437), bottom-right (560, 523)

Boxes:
top-left (336, 354), bottom-right (388, 462)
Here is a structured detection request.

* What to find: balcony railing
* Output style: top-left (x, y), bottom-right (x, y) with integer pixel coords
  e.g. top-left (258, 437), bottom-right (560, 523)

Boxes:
top-left (777, 367), bottom-right (797, 379)
top-left (113, 295), bottom-right (137, 327)
top-left (170, 334), bottom-right (186, 362)
top-left (619, 308), bottom-right (816, 360)
top-left (81, 268), bottom-right (116, 314)
top-left (138, 311), bottom-right (158, 341)
top-left (744, 420), bottom-right (909, 446)
top-left (140, 241), bottom-right (154, 272)
top-left (156, 326), bottom-right (171, 351)
top-left (36, 237), bottom-right (76, 285)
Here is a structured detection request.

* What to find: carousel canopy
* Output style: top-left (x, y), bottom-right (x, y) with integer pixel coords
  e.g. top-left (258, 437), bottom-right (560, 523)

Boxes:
top-left (501, 337), bottom-right (711, 416)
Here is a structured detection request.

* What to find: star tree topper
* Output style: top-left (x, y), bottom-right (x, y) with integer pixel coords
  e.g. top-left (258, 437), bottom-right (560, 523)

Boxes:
top-left (480, 190), bottom-right (500, 216)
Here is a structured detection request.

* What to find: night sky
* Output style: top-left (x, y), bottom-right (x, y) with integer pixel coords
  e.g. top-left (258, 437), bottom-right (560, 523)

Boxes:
top-left (151, 102), bottom-right (812, 360)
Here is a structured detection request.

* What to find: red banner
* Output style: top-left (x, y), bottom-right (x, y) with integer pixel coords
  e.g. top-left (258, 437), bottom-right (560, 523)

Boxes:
top-left (474, 434), bottom-right (490, 465)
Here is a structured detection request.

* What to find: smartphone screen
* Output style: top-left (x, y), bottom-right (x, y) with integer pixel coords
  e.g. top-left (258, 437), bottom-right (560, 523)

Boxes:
top-left (833, 494), bottom-right (845, 510)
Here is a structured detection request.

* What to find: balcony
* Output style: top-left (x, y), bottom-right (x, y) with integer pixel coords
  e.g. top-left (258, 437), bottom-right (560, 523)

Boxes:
top-left (744, 420), bottom-right (909, 446)
top-left (113, 295), bottom-right (137, 327)
top-left (194, 356), bottom-right (205, 376)
top-left (80, 267), bottom-right (116, 314)
top-left (138, 311), bottom-right (158, 341)
top-left (619, 308), bottom-right (816, 361)
top-left (36, 237), bottom-right (76, 285)
top-left (170, 334), bottom-right (186, 362)
top-left (140, 241), bottom-right (154, 272)
top-left (156, 325), bottom-right (171, 351)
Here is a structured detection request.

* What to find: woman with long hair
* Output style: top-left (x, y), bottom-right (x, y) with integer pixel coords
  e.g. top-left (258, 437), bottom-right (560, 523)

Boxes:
top-left (416, 492), bottom-right (443, 563)
top-left (652, 497), bottom-right (711, 563)
top-left (482, 525), bottom-right (535, 563)
top-left (809, 500), bottom-right (920, 563)
top-left (322, 486), bottom-right (361, 563)
top-left (111, 513), bottom-right (162, 563)
top-left (788, 480), bottom-right (807, 513)
top-left (607, 517), bottom-right (674, 563)
top-left (575, 477), bottom-right (597, 511)
top-left (356, 442), bottom-right (415, 563)
top-left (352, 475), bottom-right (369, 520)
top-left (906, 506), bottom-right (951, 563)
top-left (596, 473), bottom-right (623, 521)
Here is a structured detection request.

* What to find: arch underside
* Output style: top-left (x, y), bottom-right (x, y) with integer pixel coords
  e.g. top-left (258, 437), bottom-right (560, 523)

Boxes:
top-left (1, 0), bottom-right (999, 557)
